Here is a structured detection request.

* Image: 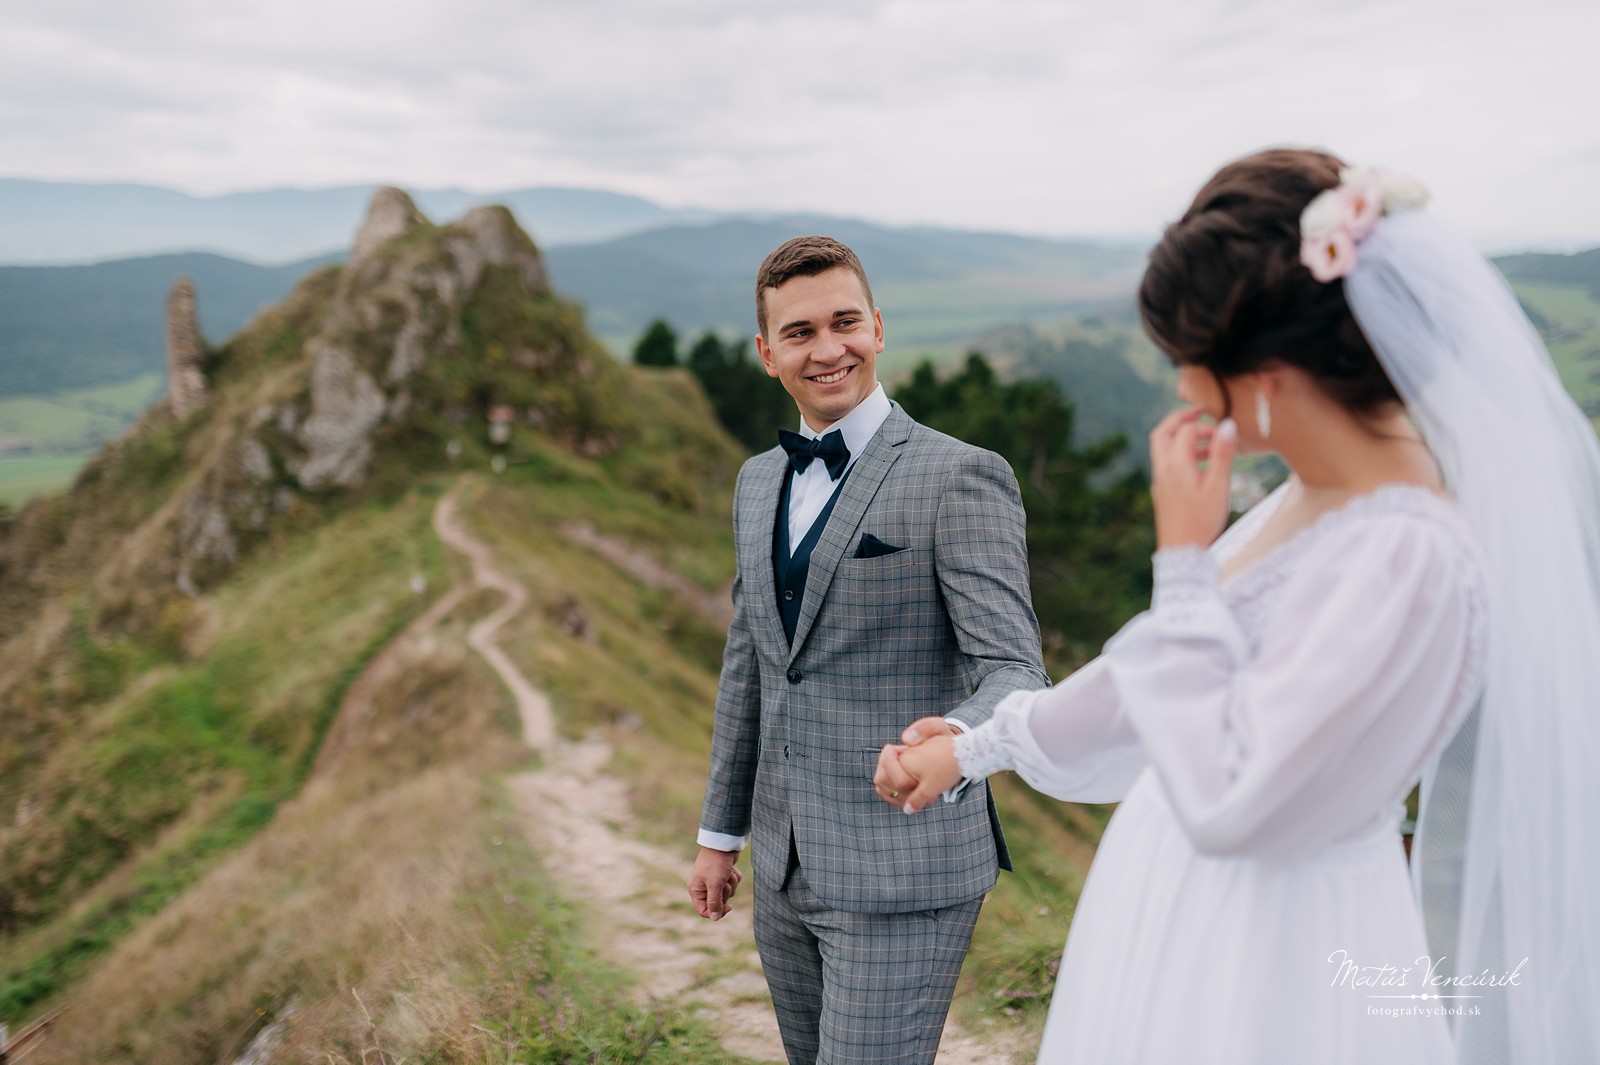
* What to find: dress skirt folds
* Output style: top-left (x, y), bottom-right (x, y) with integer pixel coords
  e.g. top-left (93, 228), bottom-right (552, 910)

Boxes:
top-left (954, 484), bottom-right (1487, 1064)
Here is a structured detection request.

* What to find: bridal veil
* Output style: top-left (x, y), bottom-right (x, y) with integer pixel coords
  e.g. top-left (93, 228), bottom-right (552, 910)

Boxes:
top-left (1346, 211), bottom-right (1600, 1062)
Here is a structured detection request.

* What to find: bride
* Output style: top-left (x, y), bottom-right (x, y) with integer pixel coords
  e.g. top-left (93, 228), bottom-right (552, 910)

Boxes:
top-left (875, 148), bottom-right (1600, 1063)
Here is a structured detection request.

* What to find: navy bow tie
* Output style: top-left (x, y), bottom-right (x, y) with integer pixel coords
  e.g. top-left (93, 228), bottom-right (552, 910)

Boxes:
top-left (778, 428), bottom-right (851, 480)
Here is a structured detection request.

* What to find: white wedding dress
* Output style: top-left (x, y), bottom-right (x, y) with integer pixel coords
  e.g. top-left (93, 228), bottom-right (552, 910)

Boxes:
top-left (956, 481), bottom-right (1488, 1064)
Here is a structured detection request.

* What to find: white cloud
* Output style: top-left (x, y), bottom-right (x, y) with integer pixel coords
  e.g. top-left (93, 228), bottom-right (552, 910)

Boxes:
top-left (0, 0), bottom-right (1595, 247)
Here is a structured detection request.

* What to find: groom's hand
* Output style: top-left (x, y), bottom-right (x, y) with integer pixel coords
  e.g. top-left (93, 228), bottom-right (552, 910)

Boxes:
top-left (900, 716), bottom-right (958, 746)
top-left (877, 736), bottom-right (964, 813)
top-left (688, 846), bottom-right (742, 920)
top-left (875, 716), bottom-right (961, 805)
top-left (876, 717), bottom-right (966, 809)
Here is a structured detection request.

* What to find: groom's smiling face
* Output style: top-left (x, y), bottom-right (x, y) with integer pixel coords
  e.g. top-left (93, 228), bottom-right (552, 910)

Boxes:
top-left (756, 266), bottom-right (884, 433)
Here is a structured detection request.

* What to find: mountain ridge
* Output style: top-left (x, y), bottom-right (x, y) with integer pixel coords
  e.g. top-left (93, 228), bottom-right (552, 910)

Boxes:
top-left (0, 186), bottom-right (759, 1059)
top-left (0, 178), bottom-right (719, 265)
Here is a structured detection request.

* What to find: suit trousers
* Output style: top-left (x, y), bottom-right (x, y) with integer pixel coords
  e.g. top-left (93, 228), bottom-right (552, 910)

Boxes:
top-left (752, 844), bottom-right (983, 1065)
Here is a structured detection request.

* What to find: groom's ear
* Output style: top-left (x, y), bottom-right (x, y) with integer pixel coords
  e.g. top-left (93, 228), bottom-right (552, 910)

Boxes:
top-left (755, 331), bottom-right (778, 378)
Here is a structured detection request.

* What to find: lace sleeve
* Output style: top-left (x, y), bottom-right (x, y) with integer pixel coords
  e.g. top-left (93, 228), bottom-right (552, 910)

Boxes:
top-left (947, 655), bottom-right (1148, 804)
top-left (951, 690), bottom-right (1032, 778)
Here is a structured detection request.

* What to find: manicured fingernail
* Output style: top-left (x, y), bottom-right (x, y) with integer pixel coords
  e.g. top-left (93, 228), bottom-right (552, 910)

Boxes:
top-left (1218, 419), bottom-right (1237, 442)
top-left (903, 803), bottom-right (915, 815)
top-left (904, 728), bottom-right (921, 743)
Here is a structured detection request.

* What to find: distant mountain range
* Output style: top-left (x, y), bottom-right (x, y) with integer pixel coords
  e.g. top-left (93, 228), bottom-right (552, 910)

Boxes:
top-left (0, 251), bottom-right (337, 396)
top-left (0, 179), bottom-right (719, 265)
top-left (2, 181), bottom-right (1596, 463)
top-left (0, 210), bottom-right (1150, 401)
top-left (548, 215), bottom-right (1147, 343)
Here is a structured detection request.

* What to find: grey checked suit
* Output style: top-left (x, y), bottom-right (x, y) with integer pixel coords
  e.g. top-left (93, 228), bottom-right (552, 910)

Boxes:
top-left (699, 403), bottom-right (1048, 1063)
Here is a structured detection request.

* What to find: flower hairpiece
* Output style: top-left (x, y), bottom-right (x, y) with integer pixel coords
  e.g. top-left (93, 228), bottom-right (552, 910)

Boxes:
top-left (1299, 167), bottom-right (1429, 282)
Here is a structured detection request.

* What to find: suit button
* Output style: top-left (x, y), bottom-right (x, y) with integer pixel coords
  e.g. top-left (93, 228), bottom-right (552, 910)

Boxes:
top-left (783, 590), bottom-right (795, 602)
top-left (786, 668), bottom-right (802, 683)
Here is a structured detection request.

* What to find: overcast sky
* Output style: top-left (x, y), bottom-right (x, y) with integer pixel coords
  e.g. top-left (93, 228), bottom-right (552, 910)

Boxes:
top-left (2, 0), bottom-right (1596, 250)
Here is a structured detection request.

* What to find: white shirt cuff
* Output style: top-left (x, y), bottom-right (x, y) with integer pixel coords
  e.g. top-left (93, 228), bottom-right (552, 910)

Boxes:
top-left (697, 828), bottom-right (748, 852)
top-left (942, 716), bottom-right (974, 803)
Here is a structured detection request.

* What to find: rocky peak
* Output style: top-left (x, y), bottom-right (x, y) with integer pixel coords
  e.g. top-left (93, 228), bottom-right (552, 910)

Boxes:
top-left (165, 277), bottom-right (207, 419)
top-left (293, 190), bottom-right (552, 489)
top-left (347, 186), bottom-right (426, 268)
top-left (163, 184), bottom-right (623, 596)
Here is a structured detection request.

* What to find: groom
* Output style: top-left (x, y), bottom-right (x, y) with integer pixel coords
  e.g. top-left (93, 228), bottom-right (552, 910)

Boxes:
top-left (687, 235), bottom-right (1048, 1064)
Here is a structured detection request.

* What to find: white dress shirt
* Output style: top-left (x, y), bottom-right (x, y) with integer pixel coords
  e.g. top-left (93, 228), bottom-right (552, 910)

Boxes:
top-left (784, 383), bottom-right (890, 551)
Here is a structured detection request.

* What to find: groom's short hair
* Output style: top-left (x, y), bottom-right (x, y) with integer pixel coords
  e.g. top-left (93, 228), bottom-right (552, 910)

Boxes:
top-left (755, 235), bottom-right (875, 338)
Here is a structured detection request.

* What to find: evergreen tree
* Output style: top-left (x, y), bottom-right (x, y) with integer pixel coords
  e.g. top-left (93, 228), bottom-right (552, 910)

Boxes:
top-left (684, 331), bottom-right (794, 453)
top-left (894, 353), bottom-right (1154, 655)
top-left (632, 319), bottom-right (679, 368)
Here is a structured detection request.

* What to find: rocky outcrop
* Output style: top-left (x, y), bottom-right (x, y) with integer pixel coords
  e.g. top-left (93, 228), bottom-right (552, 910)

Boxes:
top-left (149, 183), bottom-right (627, 596)
top-left (347, 187), bottom-right (425, 266)
top-left (290, 188), bottom-right (553, 489)
top-left (165, 278), bottom-right (207, 418)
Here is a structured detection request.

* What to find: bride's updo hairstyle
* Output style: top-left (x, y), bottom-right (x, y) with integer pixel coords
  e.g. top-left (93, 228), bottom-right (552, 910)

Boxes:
top-left (1138, 148), bottom-right (1400, 418)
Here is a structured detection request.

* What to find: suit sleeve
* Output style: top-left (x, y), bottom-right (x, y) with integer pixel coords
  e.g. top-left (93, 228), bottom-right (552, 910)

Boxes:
top-left (935, 449), bottom-right (1051, 730)
top-left (697, 468), bottom-right (763, 846)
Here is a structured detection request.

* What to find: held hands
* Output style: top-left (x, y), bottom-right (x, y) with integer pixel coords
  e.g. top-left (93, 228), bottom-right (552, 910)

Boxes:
top-left (1149, 409), bottom-right (1237, 550)
top-left (873, 716), bottom-right (966, 814)
top-left (687, 846), bottom-right (742, 920)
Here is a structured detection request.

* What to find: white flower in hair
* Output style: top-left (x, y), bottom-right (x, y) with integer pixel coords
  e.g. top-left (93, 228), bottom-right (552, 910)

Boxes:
top-left (1299, 189), bottom-right (1349, 241)
top-left (1375, 169), bottom-right (1429, 212)
top-left (1300, 166), bottom-right (1429, 282)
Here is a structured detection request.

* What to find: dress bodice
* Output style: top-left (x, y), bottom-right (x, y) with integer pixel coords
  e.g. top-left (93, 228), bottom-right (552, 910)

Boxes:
top-left (956, 481), bottom-right (1489, 860)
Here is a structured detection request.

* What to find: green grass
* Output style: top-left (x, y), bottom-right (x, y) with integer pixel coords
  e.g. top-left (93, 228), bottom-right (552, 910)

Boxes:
top-left (461, 789), bottom-right (758, 1065)
top-left (0, 468), bottom-right (762, 1059)
top-left (0, 373), bottom-right (162, 453)
top-left (0, 454), bottom-right (89, 507)
top-left (0, 489), bottom-right (447, 1021)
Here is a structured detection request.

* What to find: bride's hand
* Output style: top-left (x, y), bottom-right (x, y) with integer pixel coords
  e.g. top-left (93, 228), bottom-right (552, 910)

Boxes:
top-left (875, 736), bottom-right (963, 814)
top-left (875, 717), bottom-right (960, 809)
top-left (1150, 408), bottom-right (1237, 549)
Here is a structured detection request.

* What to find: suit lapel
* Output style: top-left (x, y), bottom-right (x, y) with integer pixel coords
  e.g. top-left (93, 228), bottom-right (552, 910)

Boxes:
top-left (786, 406), bottom-right (911, 663)
top-left (741, 449), bottom-right (791, 654)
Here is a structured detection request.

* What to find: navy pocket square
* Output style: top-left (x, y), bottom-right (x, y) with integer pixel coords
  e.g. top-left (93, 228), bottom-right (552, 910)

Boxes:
top-left (853, 533), bottom-right (906, 559)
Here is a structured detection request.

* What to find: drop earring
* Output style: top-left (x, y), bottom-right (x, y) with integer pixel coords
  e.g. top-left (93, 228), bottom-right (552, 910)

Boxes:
top-left (1255, 389), bottom-right (1272, 440)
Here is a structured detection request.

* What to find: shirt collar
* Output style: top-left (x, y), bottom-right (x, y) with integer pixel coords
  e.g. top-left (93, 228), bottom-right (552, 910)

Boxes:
top-left (798, 383), bottom-right (891, 463)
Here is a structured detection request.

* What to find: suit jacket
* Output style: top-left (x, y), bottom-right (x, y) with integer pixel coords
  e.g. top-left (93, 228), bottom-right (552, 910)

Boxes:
top-left (699, 404), bottom-right (1050, 914)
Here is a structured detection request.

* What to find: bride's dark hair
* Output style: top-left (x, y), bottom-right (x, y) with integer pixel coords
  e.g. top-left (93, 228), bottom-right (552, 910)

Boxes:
top-left (1138, 147), bottom-right (1399, 417)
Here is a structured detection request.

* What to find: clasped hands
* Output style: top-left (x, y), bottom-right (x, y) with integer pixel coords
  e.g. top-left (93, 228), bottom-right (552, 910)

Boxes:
top-left (873, 716), bottom-right (967, 814)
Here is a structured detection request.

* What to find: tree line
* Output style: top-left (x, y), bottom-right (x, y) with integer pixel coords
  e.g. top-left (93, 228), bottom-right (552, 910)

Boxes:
top-left (632, 320), bottom-right (1154, 658)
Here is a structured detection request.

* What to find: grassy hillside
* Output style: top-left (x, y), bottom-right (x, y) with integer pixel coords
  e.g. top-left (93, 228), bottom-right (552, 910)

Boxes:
top-left (0, 195), bottom-right (757, 1061)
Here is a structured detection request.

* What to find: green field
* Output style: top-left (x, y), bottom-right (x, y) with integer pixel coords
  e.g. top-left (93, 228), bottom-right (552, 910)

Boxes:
top-left (0, 374), bottom-right (161, 506)
top-left (0, 374), bottom-right (162, 450)
top-left (0, 454), bottom-right (89, 507)
top-left (1512, 280), bottom-right (1600, 421)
